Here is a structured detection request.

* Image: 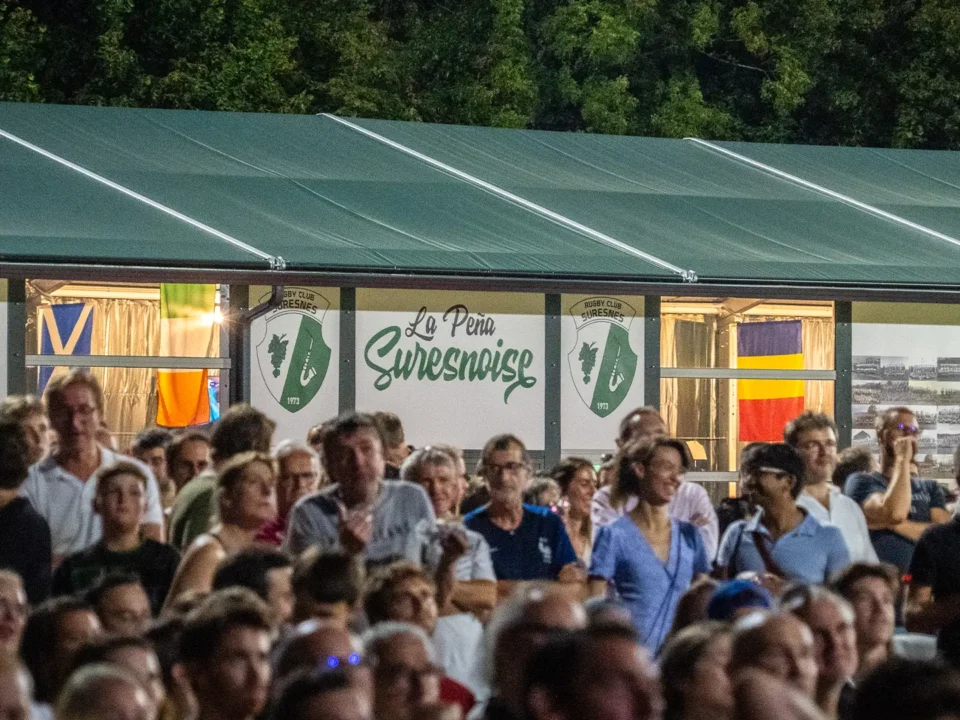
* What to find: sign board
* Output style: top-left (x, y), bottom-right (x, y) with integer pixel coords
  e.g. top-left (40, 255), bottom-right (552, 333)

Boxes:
top-left (356, 289), bottom-right (545, 450)
top-left (560, 294), bottom-right (645, 455)
top-left (250, 286), bottom-right (339, 445)
top-left (852, 302), bottom-right (960, 480)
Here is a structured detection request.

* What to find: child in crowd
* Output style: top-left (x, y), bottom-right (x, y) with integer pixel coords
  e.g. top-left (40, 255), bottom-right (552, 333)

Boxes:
top-left (53, 462), bottom-right (180, 615)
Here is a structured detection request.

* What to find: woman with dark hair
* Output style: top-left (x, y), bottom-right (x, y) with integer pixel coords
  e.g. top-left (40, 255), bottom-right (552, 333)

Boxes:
top-left (548, 457), bottom-right (597, 564)
top-left (660, 622), bottom-right (734, 720)
top-left (588, 436), bottom-right (710, 652)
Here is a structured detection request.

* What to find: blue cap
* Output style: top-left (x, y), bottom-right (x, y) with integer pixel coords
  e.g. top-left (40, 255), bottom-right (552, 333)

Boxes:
top-left (707, 580), bottom-right (773, 621)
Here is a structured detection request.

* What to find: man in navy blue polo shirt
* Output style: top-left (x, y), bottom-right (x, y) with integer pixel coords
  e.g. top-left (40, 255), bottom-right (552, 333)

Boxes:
top-left (844, 407), bottom-right (950, 573)
top-left (716, 443), bottom-right (850, 588)
top-left (464, 435), bottom-right (582, 591)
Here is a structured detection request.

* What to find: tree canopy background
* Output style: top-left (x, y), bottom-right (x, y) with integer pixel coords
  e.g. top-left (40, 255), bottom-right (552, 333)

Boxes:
top-left (3, 0), bottom-right (959, 148)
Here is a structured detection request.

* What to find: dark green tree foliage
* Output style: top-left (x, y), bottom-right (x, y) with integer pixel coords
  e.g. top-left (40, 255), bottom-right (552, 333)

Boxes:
top-left (0, 0), bottom-right (44, 101)
top-left (6, 0), bottom-right (960, 148)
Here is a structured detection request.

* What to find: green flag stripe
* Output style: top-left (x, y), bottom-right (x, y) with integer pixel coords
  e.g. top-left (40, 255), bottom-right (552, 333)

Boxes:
top-left (161, 284), bottom-right (216, 320)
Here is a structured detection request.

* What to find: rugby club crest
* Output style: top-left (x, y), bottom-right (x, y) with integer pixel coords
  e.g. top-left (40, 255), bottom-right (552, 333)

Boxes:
top-left (255, 288), bottom-right (331, 413)
top-left (568, 297), bottom-right (638, 418)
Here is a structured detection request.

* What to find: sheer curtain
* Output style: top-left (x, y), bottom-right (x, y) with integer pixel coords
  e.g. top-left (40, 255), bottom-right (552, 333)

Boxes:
top-left (47, 297), bottom-right (160, 447)
top-left (661, 315), bottom-right (717, 439)
top-left (802, 318), bottom-right (834, 414)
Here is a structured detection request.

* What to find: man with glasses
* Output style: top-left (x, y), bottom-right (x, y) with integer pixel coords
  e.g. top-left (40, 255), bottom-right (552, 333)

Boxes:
top-left (363, 622), bottom-right (459, 720)
top-left (716, 443), bottom-right (849, 588)
top-left (786, 412), bottom-right (877, 564)
top-left (22, 371), bottom-right (164, 563)
top-left (463, 435), bottom-right (583, 592)
top-left (844, 406), bottom-right (950, 572)
top-left (258, 441), bottom-right (321, 547)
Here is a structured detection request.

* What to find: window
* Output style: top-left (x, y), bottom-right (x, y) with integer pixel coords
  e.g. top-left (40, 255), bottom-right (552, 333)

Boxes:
top-left (25, 281), bottom-right (227, 446)
top-left (661, 298), bottom-right (835, 472)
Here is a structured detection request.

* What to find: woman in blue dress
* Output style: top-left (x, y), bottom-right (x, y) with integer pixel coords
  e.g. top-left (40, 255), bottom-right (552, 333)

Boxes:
top-left (589, 436), bottom-right (710, 653)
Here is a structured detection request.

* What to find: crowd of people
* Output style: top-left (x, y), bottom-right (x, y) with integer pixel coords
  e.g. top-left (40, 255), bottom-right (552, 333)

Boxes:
top-left (0, 368), bottom-right (959, 720)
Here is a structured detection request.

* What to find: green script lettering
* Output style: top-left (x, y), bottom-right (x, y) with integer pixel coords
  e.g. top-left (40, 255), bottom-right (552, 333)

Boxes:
top-left (363, 326), bottom-right (537, 403)
top-left (366, 326), bottom-right (402, 390)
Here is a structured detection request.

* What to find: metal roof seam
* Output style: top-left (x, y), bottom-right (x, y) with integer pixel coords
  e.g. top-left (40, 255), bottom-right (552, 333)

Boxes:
top-left (319, 113), bottom-right (698, 283)
top-left (0, 123), bottom-right (281, 268)
top-left (685, 137), bottom-right (960, 252)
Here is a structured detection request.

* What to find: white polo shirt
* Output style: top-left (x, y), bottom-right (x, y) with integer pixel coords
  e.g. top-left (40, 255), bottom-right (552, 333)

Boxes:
top-left (797, 485), bottom-right (878, 564)
top-left (21, 447), bottom-right (163, 558)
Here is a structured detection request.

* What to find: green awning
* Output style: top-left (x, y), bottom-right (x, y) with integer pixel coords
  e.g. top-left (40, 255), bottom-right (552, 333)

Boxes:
top-left (2, 101), bottom-right (960, 293)
top-left (0, 103), bottom-right (676, 281)
top-left (353, 117), bottom-right (960, 287)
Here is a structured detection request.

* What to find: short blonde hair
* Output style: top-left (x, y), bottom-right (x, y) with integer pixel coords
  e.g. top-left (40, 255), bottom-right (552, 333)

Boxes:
top-left (217, 451), bottom-right (276, 494)
top-left (0, 395), bottom-right (44, 424)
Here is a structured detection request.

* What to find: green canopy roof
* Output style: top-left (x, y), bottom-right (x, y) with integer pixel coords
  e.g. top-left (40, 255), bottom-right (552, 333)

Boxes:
top-left (2, 101), bottom-right (960, 294)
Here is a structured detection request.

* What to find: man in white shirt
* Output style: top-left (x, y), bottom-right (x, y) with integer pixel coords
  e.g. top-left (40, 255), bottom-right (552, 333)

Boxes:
top-left (590, 407), bottom-right (719, 558)
top-left (21, 371), bottom-right (163, 563)
top-left (786, 411), bottom-right (877, 564)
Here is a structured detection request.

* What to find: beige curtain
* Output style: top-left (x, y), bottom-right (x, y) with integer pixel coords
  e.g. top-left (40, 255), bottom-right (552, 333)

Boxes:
top-left (661, 314), bottom-right (680, 436)
top-left (44, 298), bottom-right (160, 448)
top-left (660, 314), bottom-right (717, 440)
top-left (802, 318), bottom-right (835, 415)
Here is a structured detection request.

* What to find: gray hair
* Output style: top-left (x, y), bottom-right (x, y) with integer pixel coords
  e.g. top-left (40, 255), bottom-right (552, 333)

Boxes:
top-left (362, 621), bottom-right (436, 664)
top-left (400, 447), bottom-right (457, 485)
top-left (780, 585), bottom-right (855, 624)
top-left (0, 394), bottom-right (43, 424)
top-left (481, 585), bottom-right (585, 686)
top-left (273, 440), bottom-right (320, 466)
top-left (55, 663), bottom-right (149, 720)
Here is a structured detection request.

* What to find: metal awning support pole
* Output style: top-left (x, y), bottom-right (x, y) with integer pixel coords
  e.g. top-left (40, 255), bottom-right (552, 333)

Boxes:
top-left (227, 284), bottom-right (284, 405)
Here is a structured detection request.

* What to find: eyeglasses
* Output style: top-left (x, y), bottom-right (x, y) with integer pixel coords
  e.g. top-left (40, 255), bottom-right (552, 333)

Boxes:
top-left (484, 461), bottom-right (527, 476)
top-left (895, 423), bottom-right (919, 434)
top-left (322, 654), bottom-right (363, 670)
top-left (374, 662), bottom-right (443, 688)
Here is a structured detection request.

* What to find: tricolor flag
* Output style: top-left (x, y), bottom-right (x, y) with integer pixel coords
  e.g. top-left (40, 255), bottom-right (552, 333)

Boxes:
top-left (38, 303), bottom-right (94, 395)
top-left (157, 284), bottom-right (216, 427)
top-left (737, 320), bottom-right (804, 442)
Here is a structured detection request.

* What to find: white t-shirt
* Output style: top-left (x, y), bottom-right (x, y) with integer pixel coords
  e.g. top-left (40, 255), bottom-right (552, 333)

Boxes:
top-left (797, 485), bottom-right (878, 564)
top-left (21, 447), bottom-right (163, 558)
top-left (434, 613), bottom-right (487, 699)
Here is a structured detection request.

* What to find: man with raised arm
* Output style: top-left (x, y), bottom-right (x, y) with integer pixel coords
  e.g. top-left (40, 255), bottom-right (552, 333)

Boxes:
top-left (844, 407), bottom-right (949, 573)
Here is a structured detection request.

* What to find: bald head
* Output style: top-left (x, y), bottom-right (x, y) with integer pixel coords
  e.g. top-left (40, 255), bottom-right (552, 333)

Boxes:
top-left (489, 590), bottom-right (587, 715)
top-left (56, 663), bottom-right (156, 720)
top-left (731, 612), bottom-right (818, 698)
top-left (617, 408), bottom-right (667, 446)
top-left (275, 621), bottom-right (361, 681)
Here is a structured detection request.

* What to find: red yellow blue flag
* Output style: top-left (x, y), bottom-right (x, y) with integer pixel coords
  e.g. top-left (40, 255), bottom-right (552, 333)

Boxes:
top-left (738, 321), bottom-right (804, 442)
